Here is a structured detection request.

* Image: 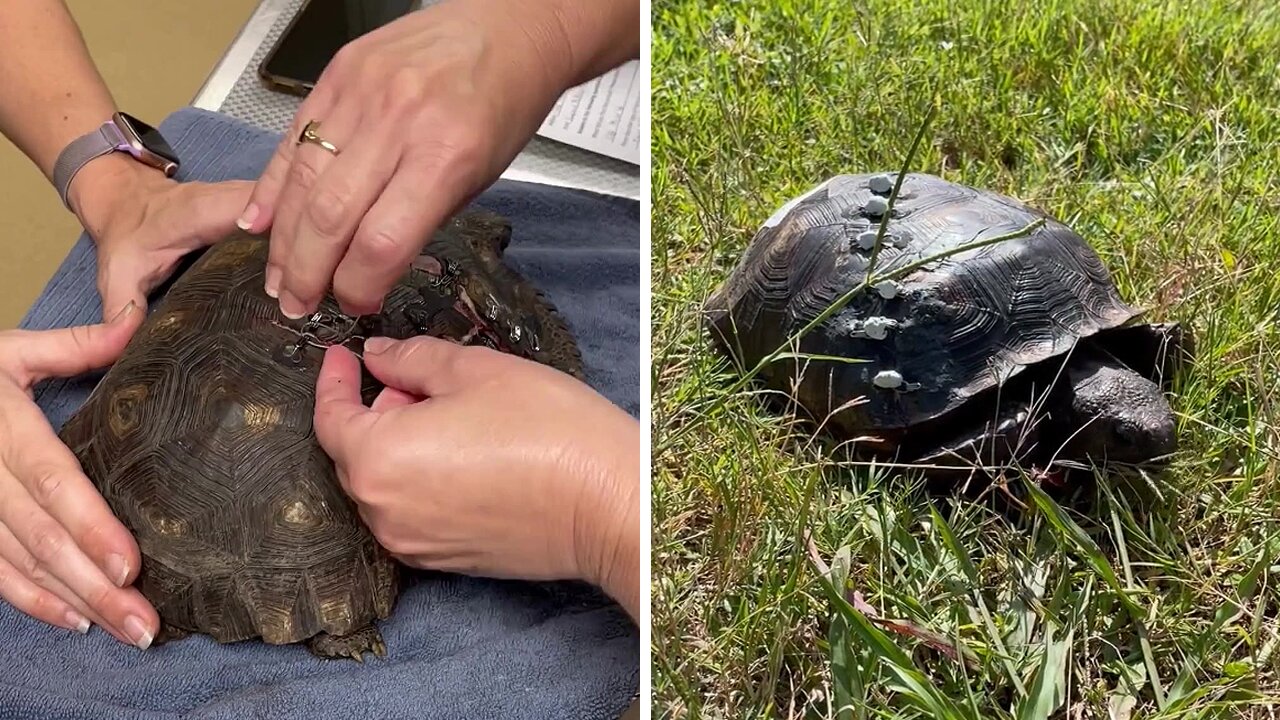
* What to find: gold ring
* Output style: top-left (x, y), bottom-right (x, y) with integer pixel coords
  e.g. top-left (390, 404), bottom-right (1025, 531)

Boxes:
top-left (297, 120), bottom-right (340, 155)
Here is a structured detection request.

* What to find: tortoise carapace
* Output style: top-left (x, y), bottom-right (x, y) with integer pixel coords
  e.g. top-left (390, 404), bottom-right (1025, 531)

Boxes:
top-left (58, 209), bottom-right (583, 660)
top-left (703, 172), bottom-right (1189, 474)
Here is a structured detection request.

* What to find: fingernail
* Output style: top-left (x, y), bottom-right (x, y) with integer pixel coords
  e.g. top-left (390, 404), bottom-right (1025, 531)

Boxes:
top-left (124, 615), bottom-right (153, 650)
top-left (363, 337), bottom-right (393, 354)
top-left (109, 301), bottom-right (137, 324)
top-left (66, 610), bottom-right (90, 634)
top-left (236, 203), bottom-right (259, 231)
top-left (105, 553), bottom-right (129, 587)
top-left (264, 266), bottom-right (282, 298)
top-left (278, 290), bottom-right (307, 320)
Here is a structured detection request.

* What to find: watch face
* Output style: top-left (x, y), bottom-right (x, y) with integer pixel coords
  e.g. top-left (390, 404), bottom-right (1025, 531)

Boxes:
top-left (116, 112), bottom-right (179, 165)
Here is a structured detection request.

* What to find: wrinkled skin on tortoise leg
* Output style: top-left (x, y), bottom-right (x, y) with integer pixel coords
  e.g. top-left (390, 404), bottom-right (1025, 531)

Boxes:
top-left (306, 625), bottom-right (388, 662)
top-left (911, 401), bottom-right (1039, 473)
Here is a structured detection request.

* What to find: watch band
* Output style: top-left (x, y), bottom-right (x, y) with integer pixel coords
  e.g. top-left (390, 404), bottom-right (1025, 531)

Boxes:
top-left (51, 122), bottom-right (126, 209)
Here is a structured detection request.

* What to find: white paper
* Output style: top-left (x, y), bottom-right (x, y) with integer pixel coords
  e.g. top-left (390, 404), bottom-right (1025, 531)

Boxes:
top-left (536, 60), bottom-right (641, 165)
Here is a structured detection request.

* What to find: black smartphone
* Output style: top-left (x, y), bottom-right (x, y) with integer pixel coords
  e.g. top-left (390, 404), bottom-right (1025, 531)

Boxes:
top-left (259, 0), bottom-right (421, 96)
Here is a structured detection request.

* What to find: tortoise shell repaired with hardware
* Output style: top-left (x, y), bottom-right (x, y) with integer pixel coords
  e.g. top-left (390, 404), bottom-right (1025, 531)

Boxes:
top-left (703, 172), bottom-right (1189, 471)
top-left (58, 209), bottom-right (583, 660)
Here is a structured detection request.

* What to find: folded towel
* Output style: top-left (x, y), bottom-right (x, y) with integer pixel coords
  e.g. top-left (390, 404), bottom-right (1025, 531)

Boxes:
top-left (2, 108), bottom-right (639, 720)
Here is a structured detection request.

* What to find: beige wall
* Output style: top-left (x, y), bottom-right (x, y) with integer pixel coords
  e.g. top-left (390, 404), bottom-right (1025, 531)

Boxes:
top-left (0, 0), bottom-right (258, 328)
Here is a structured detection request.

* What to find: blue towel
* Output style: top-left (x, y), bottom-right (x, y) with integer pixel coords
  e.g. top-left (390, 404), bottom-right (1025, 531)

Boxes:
top-left (2, 108), bottom-right (639, 719)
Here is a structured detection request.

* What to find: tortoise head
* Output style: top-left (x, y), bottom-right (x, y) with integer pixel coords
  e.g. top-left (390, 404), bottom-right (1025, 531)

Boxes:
top-left (1058, 357), bottom-right (1177, 465)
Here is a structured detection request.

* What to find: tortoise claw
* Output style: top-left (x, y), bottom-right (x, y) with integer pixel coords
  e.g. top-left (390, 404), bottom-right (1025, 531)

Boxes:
top-left (305, 625), bottom-right (386, 661)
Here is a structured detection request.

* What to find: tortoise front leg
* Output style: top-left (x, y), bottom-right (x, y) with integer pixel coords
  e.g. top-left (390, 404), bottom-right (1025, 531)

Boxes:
top-left (910, 398), bottom-right (1042, 474)
top-left (306, 625), bottom-right (387, 662)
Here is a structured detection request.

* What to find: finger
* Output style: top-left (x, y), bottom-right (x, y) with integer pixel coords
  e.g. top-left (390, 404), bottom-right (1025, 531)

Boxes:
top-left (270, 105), bottom-right (364, 320)
top-left (239, 86), bottom-right (338, 237)
top-left (0, 548), bottom-right (87, 634)
top-left (242, 90), bottom-right (338, 299)
top-left (0, 384), bottom-right (143, 587)
top-left (97, 260), bottom-right (150, 325)
top-left (175, 180), bottom-right (257, 246)
top-left (0, 471), bottom-right (157, 648)
top-left (280, 121), bottom-right (401, 318)
top-left (360, 336), bottom-right (472, 398)
top-left (0, 520), bottom-right (135, 645)
top-left (313, 345), bottom-right (377, 466)
top-left (369, 385), bottom-right (419, 413)
top-left (9, 303), bottom-right (142, 385)
top-left (332, 159), bottom-right (467, 315)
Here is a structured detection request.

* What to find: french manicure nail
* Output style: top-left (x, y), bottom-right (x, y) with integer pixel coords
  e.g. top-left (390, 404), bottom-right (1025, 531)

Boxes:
top-left (105, 553), bottom-right (129, 587)
top-left (66, 610), bottom-right (90, 634)
top-left (264, 266), bottom-right (282, 298)
top-left (124, 615), bottom-right (152, 650)
top-left (109, 301), bottom-right (137, 324)
top-left (236, 203), bottom-right (260, 231)
top-left (363, 337), bottom-right (393, 354)
top-left (278, 291), bottom-right (307, 320)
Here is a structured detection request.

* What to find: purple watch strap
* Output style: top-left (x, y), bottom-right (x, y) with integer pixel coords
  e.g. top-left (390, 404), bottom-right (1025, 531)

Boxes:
top-left (51, 120), bottom-right (130, 209)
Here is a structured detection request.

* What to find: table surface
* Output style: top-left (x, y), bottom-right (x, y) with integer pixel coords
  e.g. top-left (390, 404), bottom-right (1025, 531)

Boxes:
top-left (190, 0), bottom-right (641, 200)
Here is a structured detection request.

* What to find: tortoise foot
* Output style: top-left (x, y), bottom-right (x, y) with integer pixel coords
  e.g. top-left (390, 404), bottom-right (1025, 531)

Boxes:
top-left (306, 625), bottom-right (387, 662)
top-left (153, 622), bottom-right (190, 646)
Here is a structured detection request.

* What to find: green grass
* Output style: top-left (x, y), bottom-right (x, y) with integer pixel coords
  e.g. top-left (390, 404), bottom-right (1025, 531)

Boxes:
top-left (649, 0), bottom-right (1280, 717)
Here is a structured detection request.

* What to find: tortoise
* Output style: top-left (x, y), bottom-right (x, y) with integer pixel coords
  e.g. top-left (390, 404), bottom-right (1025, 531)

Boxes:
top-left (703, 172), bottom-right (1189, 472)
top-left (57, 208), bottom-right (584, 660)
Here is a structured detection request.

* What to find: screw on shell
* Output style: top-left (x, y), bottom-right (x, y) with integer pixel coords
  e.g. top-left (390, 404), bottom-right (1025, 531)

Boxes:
top-left (426, 261), bottom-right (458, 290)
top-left (873, 369), bottom-right (904, 389)
top-left (509, 321), bottom-right (523, 343)
top-left (483, 296), bottom-right (499, 321)
top-left (873, 280), bottom-right (901, 299)
top-left (862, 316), bottom-right (897, 340)
top-left (864, 195), bottom-right (889, 216)
top-left (868, 173), bottom-right (894, 194)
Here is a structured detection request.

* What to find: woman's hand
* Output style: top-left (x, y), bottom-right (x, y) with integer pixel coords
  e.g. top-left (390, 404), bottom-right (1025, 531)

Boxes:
top-left (0, 303), bottom-right (160, 648)
top-left (313, 337), bottom-right (639, 620)
top-left (69, 155), bottom-right (253, 321)
top-left (237, 0), bottom-right (639, 319)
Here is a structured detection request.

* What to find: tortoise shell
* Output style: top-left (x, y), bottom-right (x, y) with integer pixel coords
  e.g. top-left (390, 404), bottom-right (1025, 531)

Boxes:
top-left (703, 172), bottom-right (1142, 447)
top-left (58, 209), bottom-right (583, 658)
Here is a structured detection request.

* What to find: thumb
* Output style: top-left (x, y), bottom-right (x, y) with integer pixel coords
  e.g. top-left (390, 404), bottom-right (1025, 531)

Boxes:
top-left (360, 336), bottom-right (471, 398)
top-left (171, 180), bottom-right (257, 245)
top-left (314, 345), bottom-right (378, 466)
top-left (98, 265), bottom-right (149, 324)
top-left (12, 302), bottom-right (143, 385)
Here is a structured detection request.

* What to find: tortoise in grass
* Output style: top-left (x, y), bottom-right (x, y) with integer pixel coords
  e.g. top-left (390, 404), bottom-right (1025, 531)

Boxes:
top-left (703, 172), bottom-right (1190, 472)
top-left (58, 209), bottom-right (583, 660)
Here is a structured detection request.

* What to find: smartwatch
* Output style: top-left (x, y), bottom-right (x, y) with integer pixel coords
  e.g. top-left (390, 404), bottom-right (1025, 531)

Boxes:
top-left (51, 112), bottom-right (180, 209)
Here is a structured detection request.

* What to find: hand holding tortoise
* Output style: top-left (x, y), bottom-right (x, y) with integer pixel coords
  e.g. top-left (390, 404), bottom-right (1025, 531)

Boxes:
top-left (313, 336), bottom-right (640, 621)
top-left (0, 304), bottom-right (159, 649)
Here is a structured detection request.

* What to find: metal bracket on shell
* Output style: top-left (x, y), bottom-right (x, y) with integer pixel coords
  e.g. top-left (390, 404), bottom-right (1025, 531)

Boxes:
top-left (849, 315), bottom-right (899, 340)
top-left (273, 311), bottom-right (366, 362)
top-left (872, 369), bottom-right (920, 392)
